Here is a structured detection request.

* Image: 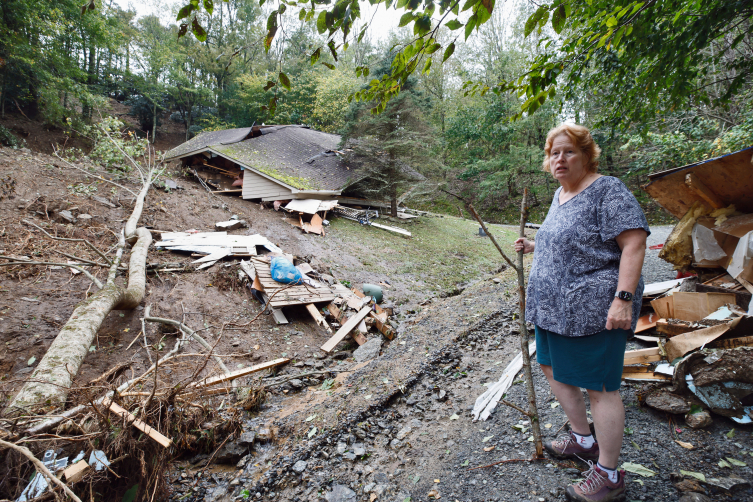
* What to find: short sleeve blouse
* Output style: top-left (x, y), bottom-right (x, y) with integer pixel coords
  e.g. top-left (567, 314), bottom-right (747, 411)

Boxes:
top-left (525, 176), bottom-right (650, 337)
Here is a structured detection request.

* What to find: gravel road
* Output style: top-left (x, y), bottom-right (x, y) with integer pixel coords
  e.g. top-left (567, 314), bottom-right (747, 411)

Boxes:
top-left (644, 225), bottom-right (675, 284)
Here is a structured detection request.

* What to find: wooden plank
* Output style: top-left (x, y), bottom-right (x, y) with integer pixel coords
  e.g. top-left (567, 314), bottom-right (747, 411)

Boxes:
top-left (327, 303), bottom-right (346, 323)
top-left (352, 330), bottom-right (367, 345)
top-left (306, 304), bottom-right (332, 335)
top-left (321, 306), bottom-right (372, 352)
top-left (622, 372), bottom-right (671, 381)
top-left (635, 313), bottom-right (658, 333)
top-left (63, 460), bottom-right (89, 484)
top-left (370, 222), bottom-right (412, 237)
top-left (107, 401), bottom-right (173, 448)
top-left (369, 311), bottom-right (394, 340)
top-left (656, 319), bottom-right (701, 338)
top-left (624, 347), bottom-right (663, 365)
top-left (672, 292), bottom-right (737, 322)
top-left (685, 173), bottom-right (724, 209)
top-left (709, 336), bottom-right (753, 350)
top-left (634, 334), bottom-right (661, 343)
top-left (650, 296), bottom-right (674, 319)
top-left (211, 189), bottom-right (242, 193)
top-left (191, 358), bottom-right (289, 388)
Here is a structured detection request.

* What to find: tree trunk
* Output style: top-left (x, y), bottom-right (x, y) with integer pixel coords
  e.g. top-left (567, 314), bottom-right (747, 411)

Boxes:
top-left (185, 104), bottom-right (192, 141)
top-left (7, 173), bottom-right (154, 413)
top-left (390, 185), bottom-right (398, 217)
top-left (151, 101), bottom-right (157, 143)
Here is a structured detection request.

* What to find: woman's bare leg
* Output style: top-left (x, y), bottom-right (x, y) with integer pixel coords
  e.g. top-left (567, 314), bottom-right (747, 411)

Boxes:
top-left (587, 387), bottom-right (625, 468)
top-left (540, 364), bottom-right (590, 436)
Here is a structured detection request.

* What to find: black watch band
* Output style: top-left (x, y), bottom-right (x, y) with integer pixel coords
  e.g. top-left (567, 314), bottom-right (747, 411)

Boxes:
top-left (615, 291), bottom-right (633, 301)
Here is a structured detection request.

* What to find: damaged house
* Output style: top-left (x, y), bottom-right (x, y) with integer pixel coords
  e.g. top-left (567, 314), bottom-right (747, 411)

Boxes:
top-left (164, 125), bottom-right (425, 208)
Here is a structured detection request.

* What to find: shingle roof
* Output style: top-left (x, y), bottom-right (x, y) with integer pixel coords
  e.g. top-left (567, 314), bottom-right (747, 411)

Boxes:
top-left (172, 125), bottom-right (360, 191)
top-left (164, 127), bottom-right (254, 160)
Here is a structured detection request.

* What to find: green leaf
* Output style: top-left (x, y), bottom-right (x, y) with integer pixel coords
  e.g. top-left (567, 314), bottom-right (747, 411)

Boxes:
top-left (524, 12), bottom-right (537, 37)
top-left (606, 16), bottom-right (618, 27)
top-left (310, 47), bottom-right (321, 65)
top-left (445, 19), bottom-right (463, 30)
top-left (464, 13), bottom-right (477, 40)
top-left (398, 12), bottom-right (414, 27)
top-left (414, 15), bottom-right (431, 36)
top-left (422, 58), bottom-right (432, 75)
top-left (552, 4), bottom-right (566, 34)
top-left (265, 26), bottom-right (277, 51)
top-left (620, 462), bottom-right (656, 477)
top-left (27, 356), bottom-right (35, 366)
top-left (307, 427), bottom-right (317, 438)
top-left (425, 43), bottom-right (441, 54)
top-left (321, 62), bottom-right (335, 70)
top-left (279, 72), bottom-right (290, 91)
top-left (317, 11), bottom-right (328, 34)
top-left (177, 23), bottom-right (188, 38)
top-left (689, 404), bottom-right (704, 415)
top-left (299, 8), bottom-right (306, 21)
top-left (460, 0), bottom-right (475, 12)
top-left (680, 470), bottom-right (705, 482)
top-left (727, 457), bottom-right (747, 467)
top-left (122, 485), bottom-right (139, 502)
top-left (203, 0), bottom-right (213, 15)
top-left (727, 429), bottom-right (736, 438)
top-left (191, 17), bottom-right (207, 42)
top-left (176, 4), bottom-right (194, 21)
top-left (327, 40), bottom-right (338, 61)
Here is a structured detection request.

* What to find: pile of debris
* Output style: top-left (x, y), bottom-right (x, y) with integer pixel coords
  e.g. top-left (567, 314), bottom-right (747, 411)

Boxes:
top-left (626, 145), bottom-right (753, 427)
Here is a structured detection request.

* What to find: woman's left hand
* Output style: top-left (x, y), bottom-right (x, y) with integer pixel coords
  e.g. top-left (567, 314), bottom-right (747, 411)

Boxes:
top-left (606, 298), bottom-right (632, 330)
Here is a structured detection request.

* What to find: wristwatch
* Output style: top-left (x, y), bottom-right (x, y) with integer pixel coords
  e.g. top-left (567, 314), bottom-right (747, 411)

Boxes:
top-left (615, 291), bottom-right (633, 301)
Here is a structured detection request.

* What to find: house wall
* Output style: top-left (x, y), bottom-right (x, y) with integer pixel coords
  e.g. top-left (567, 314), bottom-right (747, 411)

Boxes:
top-left (242, 169), bottom-right (295, 200)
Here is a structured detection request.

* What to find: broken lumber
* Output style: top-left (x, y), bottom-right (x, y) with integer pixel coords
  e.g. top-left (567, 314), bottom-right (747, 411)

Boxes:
top-left (321, 306), bottom-right (372, 352)
top-left (370, 222), bottom-right (412, 237)
top-left (190, 358), bottom-right (289, 389)
top-left (656, 319), bottom-right (702, 338)
top-left (623, 348), bottom-right (662, 365)
top-left (106, 400), bottom-right (172, 448)
top-left (685, 173), bottom-right (724, 209)
top-left (63, 461), bottom-right (90, 484)
top-left (306, 304), bottom-right (332, 335)
top-left (369, 311), bottom-right (394, 340)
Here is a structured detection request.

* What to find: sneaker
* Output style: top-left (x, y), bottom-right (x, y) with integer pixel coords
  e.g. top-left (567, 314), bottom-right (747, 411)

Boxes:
top-left (566, 462), bottom-right (627, 502)
top-left (544, 431), bottom-right (600, 461)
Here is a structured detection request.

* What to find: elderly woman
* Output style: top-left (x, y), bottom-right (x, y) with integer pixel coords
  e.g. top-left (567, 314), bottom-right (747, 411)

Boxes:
top-left (514, 124), bottom-right (649, 502)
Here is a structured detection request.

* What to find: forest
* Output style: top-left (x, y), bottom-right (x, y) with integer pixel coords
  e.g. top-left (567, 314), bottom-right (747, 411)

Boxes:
top-left (1, 0), bottom-right (752, 222)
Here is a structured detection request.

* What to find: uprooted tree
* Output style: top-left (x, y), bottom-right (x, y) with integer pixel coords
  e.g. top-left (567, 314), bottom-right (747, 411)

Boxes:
top-left (4, 144), bottom-right (161, 413)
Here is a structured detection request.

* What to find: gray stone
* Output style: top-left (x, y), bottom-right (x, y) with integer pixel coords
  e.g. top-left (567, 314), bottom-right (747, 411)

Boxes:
top-left (292, 460), bottom-right (307, 473)
top-left (389, 439), bottom-right (402, 449)
top-left (289, 379), bottom-right (304, 389)
top-left (363, 482), bottom-right (375, 493)
top-left (57, 210), bottom-right (76, 224)
top-left (703, 476), bottom-right (750, 492)
top-left (435, 389), bottom-right (447, 401)
top-left (679, 494), bottom-right (712, 502)
top-left (645, 390), bottom-right (691, 414)
top-left (396, 427), bottom-right (412, 440)
top-left (91, 195), bottom-right (117, 208)
top-left (410, 419), bottom-right (422, 428)
top-left (336, 442), bottom-right (347, 454)
top-left (353, 444), bottom-right (366, 456)
top-left (685, 410), bottom-right (713, 429)
top-left (214, 431), bottom-right (256, 464)
top-left (353, 337), bottom-right (382, 363)
top-left (78, 214), bottom-right (93, 222)
top-left (353, 427), bottom-right (366, 439)
top-left (325, 485), bottom-right (356, 502)
top-left (215, 219), bottom-right (248, 230)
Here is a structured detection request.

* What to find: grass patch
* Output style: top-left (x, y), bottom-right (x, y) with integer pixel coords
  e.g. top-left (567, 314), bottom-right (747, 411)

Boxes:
top-left (325, 215), bottom-right (518, 299)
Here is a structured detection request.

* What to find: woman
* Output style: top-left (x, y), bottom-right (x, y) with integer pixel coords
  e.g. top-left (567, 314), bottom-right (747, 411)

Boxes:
top-left (514, 124), bottom-right (648, 502)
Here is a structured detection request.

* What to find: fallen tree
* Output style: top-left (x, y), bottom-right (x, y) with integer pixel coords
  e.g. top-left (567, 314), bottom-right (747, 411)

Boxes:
top-left (5, 146), bottom-right (162, 414)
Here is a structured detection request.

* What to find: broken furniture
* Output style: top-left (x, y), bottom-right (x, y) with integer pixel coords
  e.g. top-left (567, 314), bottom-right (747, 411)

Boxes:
top-left (281, 199), bottom-right (339, 236)
top-left (155, 232), bottom-right (282, 269)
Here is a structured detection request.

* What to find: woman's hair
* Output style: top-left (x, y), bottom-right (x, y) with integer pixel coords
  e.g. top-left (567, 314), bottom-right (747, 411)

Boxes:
top-left (542, 123), bottom-right (601, 173)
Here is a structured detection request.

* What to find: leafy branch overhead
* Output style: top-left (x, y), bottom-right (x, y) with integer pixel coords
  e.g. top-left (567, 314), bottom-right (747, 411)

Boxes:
top-left (174, 0), bottom-right (753, 121)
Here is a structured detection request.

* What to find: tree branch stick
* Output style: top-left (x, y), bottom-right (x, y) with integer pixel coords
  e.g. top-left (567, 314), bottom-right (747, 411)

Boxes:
top-left (51, 150), bottom-right (137, 197)
top-left (516, 188), bottom-right (543, 458)
top-left (0, 438), bottom-right (84, 502)
top-left (0, 257), bottom-right (103, 289)
top-left (466, 203), bottom-right (517, 270)
top-left (22, 219), bottom-right (113, 266)
top-left (144, 316), bottom-right (231, 376)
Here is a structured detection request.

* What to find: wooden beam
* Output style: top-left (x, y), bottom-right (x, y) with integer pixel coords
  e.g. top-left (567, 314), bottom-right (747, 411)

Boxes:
top-left (656, 319), bottom-right (701, 338)
top-left (370, 222), bottom-right (412, 237)
top-left (211, 189), bottom-right (242, 194)
top-left (321, 306), bottom-right (372, 352)
top-left (306, 304), bottom-right (332, 335)
top-left (106, 401), bottom-right (173, 448)
top-left (710, 336), bottom-right (753, 350)
top-left (685, 173), bottom-right (724, 209)
top-left (624, 347), bottom-right (663, 366)
top-left (190, 358), bottom-right (289, 389)
top-left (369, 311), bottom-right (394, 340)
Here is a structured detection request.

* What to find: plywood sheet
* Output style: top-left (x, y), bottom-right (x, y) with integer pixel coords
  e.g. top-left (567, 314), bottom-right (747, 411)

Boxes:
top-left (672, 292), bottom-right (737, 322)
top-left (643, 146), bottom-right (753, 218)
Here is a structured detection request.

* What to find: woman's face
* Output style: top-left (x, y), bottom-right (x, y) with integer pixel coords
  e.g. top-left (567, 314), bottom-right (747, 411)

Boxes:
top-left (549, 134), bottom-right (587, 185)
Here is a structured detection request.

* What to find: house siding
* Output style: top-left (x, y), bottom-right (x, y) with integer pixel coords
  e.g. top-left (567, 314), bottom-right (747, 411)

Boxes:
top-left (242, 170), bottom-right (294, 200)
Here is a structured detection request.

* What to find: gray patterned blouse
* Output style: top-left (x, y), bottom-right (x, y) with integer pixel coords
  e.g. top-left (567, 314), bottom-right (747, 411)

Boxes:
top-left (526, 176), bottom-right (650, 337)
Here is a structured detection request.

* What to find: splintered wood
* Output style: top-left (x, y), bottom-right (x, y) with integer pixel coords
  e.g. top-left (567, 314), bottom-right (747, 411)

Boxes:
top-left (105, 400), bottom-right (173, 448)
top-left (239, 259), bottom-right (335, 308)
top-left (189, 358), bottom-right (289, 389)
top-left (321, 306), bottom-right (372, 352)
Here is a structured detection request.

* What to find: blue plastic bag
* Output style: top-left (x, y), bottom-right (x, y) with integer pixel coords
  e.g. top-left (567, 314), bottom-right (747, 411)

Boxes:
top-left (270, 257), bottom-right (302, 284)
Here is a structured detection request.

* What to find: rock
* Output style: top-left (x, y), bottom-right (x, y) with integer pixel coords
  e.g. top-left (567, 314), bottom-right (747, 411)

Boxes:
top-left (353, 428), bottom-right (366, 439)
top-left (435, 389), bottom-right (447, 401)
top-left (56, 210), bottom-right (76, 224)
top-left (389, 439), bottom-right (402, 449)
top-left (353, 338), bottom-right (382, 363)
top-left (214, 431), bottom-right (256, 464)
top-left (321, 274), bottom-right (335, 285)
top-left (289, 379), bottom-right (304, 389)
top-left (336, 442), bottom-right (347, 454)
top-left (396, 427), bottom-right (412, 440)
top-left (292, 460), bottom-right (307, 473)
top-left (91, 195), bottom-right (117, 208)
top-left (674, 479), bottom-right (705, 493)
top-left (703, 476), bottom-right (750, 492)
top-left (685, 410), bottom-right (713, 428)
top-left (363, 482), bottom-right (375, 493)
top-left (679, 494), bottom-right (712, 502)
top-left (343, 452), bottom-right (357, 461)
top-left (353, 444), bottom-right (366, 456)
top-left (216, 220), bottom-right (248, 230)
top-left (325, 485), bottom-right (356, 502)
top-left (645, 390), bottom-right (691, 414)
top-left (77, 214), bottom-right (93, 223)
top-left (332, 351), bottom-right (351, 360)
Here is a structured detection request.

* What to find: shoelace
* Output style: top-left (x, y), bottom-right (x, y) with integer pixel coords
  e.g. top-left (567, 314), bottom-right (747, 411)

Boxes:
top-left (576, 461), bottom-right (607, 495)
top-left (553, 433), bottom-right (575, 453)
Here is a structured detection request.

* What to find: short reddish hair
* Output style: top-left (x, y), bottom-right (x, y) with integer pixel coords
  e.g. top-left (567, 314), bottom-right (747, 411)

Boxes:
top-left (542, 124), bottom-right (601, 173)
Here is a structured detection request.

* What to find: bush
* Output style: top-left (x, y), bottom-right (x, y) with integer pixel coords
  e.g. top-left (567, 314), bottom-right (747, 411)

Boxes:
top-left (0, 124), bottom-right (25, 148)
top-left (80, 116), bottom-right (150, 172)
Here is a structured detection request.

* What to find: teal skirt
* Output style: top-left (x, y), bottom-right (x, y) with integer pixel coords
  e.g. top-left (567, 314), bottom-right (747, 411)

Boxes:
top-left (535, 325), bottom-right (629, 392)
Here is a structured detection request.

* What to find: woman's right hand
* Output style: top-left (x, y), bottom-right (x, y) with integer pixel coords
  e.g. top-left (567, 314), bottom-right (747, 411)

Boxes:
top-left (514, 238), bottom-right (535, 254)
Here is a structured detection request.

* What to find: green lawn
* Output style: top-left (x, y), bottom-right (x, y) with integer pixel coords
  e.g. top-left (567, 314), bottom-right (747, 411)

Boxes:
top-left (320, 214), bottom-right (520, 304)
